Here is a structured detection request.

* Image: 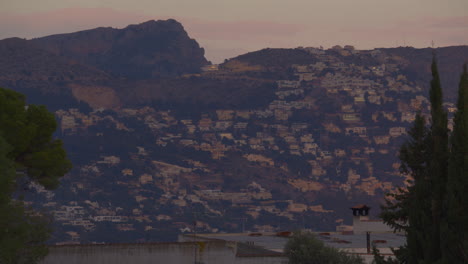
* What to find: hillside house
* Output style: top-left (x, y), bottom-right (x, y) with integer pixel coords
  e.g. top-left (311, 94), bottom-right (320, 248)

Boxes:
top-left (60, 115), bottom-right (77, 132)
top-left (277, 80), bottom-right (300, 89)
top-left (233, 122), bottom-right (248, 130)
top-left (374, 136), bottom-right (390, 145)
top-left (345, 127), bottom-right (367, 137)
top-left (342, 113), bottom-right (361, 122)
top-left (235, 110), bottom-right (251, 119)
top-left (334, 149), bottom-right (346, 157)
top-left (287, 203), bottom-right (308, 213)
top-left (214, 121), bottom-right (233, 131)
top-left (216, 110), bottom-right (235, 120)
top-left (297, 72), bottom-right (315, 81)
top-left (401, 112), bottom-right (416, 122)
top-left (93, 216), bottom-right (128, 223)
top-left (198, 118), bottom-right (213, 131)
top-left (274, 109), bottom-right (291, 121)
top-left (389, 127), bottom-right (406, 137)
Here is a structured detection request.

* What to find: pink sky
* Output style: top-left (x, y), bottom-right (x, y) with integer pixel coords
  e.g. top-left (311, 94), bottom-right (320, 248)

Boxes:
top-left (0, 5), bottom-right (467, 63)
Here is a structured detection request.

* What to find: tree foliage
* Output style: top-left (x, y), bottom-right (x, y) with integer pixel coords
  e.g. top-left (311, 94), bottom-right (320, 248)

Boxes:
top-left (284, 231), bottom-right (364, 264)
top-left (379, 57), bottom-right (468, 263)
top-left (442, 64), bottom-right (468, 262)
top-left (0, 87), bottom-right (72, 189)
top-left (380, 113), bottom-right (431, 263)
top-left (0, 135), bottom-right (52, 264)
top-left (0, 200), bottom-right (52, 264)
top-left (426, 55), bottom-right (449, 262)
top-left (372, 245), bottom-right (400, 264)
top-left (0, 135), bottom-right (15, 208)
top-left (0, 87), bottom-right (72, 263)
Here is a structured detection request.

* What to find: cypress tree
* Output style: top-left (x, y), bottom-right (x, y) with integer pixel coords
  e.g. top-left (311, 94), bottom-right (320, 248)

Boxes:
top-left (403, 114), bottom-right (432, 264)
top-left (380, 55), bottom-right (449, 263)
top-left (427, 54), bottom-right (449, 262)
top-left (443, 64), bottom-right (468, 262)
top-left (380, 113), bottom-right (431, 263)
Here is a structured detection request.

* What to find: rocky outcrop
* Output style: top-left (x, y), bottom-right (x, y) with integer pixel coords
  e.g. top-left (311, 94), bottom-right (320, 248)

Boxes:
top-left (32, 19), bottom-right (209, 79)
top-left (0, 20), bottom-right (209, 110)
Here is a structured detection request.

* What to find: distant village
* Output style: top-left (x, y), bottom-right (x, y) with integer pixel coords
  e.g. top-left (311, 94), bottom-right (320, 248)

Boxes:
top-left (28, 45), bottom-right (457, 244)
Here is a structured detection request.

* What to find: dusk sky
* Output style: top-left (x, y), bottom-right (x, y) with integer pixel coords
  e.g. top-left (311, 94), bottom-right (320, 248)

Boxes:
top-left (1, 0), bottom-right (467, 63)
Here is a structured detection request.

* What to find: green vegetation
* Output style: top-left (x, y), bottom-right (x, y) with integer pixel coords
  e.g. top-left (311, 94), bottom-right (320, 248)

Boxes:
top-left (443, 64), bottom-right (468, 262)
top-left (379, 58), bottom-right (468, 263)
top-left (0, 87), bottom-right (72, 263)
top-left (0, 87), bottom-right (72, 189)
top-left (284, 231), bottom-right (364, 264)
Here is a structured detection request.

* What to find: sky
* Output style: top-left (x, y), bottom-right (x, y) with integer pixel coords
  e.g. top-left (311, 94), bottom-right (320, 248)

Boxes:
top-left (1, 0), bottom-right (467, 63)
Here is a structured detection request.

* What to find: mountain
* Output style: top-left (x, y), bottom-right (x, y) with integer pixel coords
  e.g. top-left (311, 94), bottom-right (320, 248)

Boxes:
top-left (0, 19), bottom-right (209, 110)
top-left (32, 19), bottom-right (208, 79)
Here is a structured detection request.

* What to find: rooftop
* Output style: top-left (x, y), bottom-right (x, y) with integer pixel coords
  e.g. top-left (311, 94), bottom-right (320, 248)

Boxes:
top-left (184, 230), bottom-right (405, 252)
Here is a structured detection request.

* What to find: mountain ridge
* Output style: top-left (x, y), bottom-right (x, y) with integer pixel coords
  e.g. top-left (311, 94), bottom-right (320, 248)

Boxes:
top-left (1, 21), bottom-right (467, 111)
top-left (31, 19), bottom-right (209, 79)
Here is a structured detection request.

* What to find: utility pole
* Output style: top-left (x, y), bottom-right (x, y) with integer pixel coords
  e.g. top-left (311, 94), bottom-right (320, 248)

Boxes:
top-left (366, 232), bottom-right (371, 254)
top-left (193, 220), bottom-right (197, 264)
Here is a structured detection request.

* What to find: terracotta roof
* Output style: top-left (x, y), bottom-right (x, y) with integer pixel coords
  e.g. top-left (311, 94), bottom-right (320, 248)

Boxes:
top-left (350, 204), bottom-right (371, 209)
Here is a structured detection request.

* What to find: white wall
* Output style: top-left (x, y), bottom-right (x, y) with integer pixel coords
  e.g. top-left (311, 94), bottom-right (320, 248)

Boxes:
top-left (353, 216), bottom-right (393, 234)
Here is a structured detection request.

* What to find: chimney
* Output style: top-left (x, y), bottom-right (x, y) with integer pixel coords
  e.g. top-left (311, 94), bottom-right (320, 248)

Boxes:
top-left (350, 204), bottom-right (371, 234)
top-left (350, 204), bottom-right (371, 217)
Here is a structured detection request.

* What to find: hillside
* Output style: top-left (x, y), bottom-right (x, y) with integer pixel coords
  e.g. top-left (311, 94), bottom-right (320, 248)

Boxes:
top-left (1, 23), bottom-right (467, 244)
top-left (383, 46), bottom-right (468, 101)
top-left (227, 48), bottom-right (318, 69)
top-left (222, 45), bottom-right (468, 100)
top-left (0, 37), bottom-right (111, 109)
top-left (0, 37), bottom-right (110, 83)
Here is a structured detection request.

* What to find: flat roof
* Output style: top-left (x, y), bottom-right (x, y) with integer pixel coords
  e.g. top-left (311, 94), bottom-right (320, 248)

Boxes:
top-left (320, 232), bottom-right (406, 249)
top-left (193, 233), bottom-right (288, 253)
top-left (190, 231), bottom-right (405, 253)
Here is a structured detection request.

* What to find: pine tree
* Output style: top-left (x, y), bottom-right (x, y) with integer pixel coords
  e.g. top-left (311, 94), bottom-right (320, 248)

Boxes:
top-left (0, 135), bottom-right (51, 264)
top-left (0, 87), bottom-right (71, 263)
top-left (0, 87), bottom-right (72, 189)
top-left (442, 64), bottom-right (468, 262)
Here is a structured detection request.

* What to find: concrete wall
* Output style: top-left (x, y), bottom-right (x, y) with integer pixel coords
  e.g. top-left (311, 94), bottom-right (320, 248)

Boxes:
top-left (40, 242), bottom-right (288, 264)
top-left (353, 216), bottom-right (393, 234)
